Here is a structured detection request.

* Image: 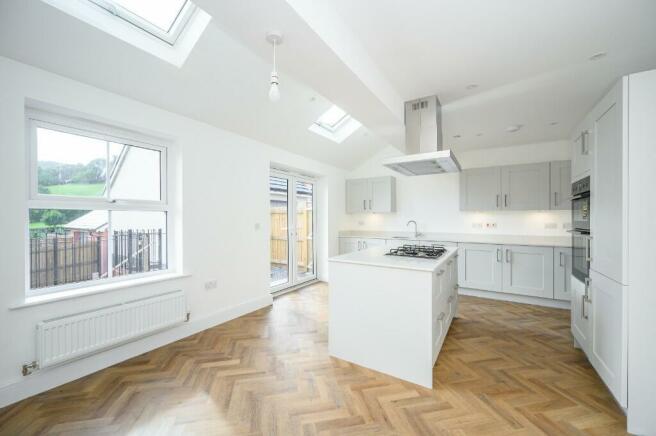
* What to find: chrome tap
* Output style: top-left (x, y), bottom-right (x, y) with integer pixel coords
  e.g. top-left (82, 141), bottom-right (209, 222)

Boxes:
top-left (407, 220), bottom-right (419, 239)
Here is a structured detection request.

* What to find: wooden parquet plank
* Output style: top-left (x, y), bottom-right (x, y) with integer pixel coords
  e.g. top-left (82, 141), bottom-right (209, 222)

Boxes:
top-left (0, 283), bottom-right (627, 435)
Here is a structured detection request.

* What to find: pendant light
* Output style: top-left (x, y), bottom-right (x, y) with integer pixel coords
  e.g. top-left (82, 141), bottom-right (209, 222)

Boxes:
top-left (266, 31), bottom-right (283, 102)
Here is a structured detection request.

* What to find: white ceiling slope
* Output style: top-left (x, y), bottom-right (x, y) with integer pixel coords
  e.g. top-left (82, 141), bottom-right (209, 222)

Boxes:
top-left (0, 0), bottom-right (389, 169)
top-left (328, 0), bottom-right (656, 150)
top-left (1, 0), bottom-right (655, 167)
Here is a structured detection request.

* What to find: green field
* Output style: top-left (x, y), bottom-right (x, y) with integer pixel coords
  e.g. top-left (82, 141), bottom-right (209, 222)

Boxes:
top-left (29, 222), bottom-right (50, 230)
top-left (42, 183), bottom-right (105, 196)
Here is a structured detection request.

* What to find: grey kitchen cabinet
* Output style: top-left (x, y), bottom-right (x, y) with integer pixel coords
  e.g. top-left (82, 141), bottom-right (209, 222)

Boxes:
top-left (338, 237), bottom-right (385, 254)
top-left (589, 270), bottom-right (628, 407)
top-left (554, 246), bottom-right (572, 301)
top-left (550, 161), bottom-right (572, 210)
top-left (501, 245), bottom-right (554, 298)
top-left (501, 162), bottom-right (551, 210)
top-left (345, 179), bottom-right (370, 213)
top-left (345, 176), bottom-right (396, 214)
top-left (457, 243), bottom-right (503, 292)
top-left (459, 167), bottom-right (502, 211)
top-left (460, 161), bottom-right (563, 211)
top-left (591, 81), bottom-right (626, 285)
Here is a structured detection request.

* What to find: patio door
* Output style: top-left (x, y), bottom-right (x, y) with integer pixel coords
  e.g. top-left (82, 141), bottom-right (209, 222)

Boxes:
top-left (269, 171), bottom-right (316, 292)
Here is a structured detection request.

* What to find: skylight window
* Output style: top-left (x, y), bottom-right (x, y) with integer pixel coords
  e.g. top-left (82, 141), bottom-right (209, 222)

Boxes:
top-left (89, 0), bottom-right (196, 44)
top-left (309, 105), bottom-right (362, 143)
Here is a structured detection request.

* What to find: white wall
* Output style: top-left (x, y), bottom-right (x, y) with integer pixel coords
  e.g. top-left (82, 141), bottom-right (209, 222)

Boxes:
top-left (341, 142), bottom-right (572, 236)
top-left (0, 56), bottom-right (345, 407)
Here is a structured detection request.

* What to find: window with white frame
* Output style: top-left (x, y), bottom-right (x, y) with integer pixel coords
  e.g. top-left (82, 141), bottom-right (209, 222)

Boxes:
top-left (88, 0), bottom-right (196, 45)
top-left (26, 110), bottom-right (170, 295)
top-left (308, 105), bottom-right (362, 143)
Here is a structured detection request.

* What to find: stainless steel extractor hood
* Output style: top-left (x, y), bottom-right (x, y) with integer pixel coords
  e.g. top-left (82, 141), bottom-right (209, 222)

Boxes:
top-left (382, 95), bottom-right (461, 175)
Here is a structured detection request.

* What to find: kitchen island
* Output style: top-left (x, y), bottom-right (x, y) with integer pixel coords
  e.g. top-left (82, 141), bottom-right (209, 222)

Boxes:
top-left (328, 245), bottom-right (458, 388)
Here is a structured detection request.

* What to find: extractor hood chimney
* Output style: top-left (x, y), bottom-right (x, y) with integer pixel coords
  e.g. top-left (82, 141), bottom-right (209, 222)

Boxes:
top-left (382, 95), bottom-right (461, 175)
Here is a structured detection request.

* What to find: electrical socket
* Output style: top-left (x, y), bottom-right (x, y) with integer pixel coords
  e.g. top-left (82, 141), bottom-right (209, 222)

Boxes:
top-left (485, 222), bottom-right (497, 229)
top-left (204, 280), bottom-right (218, 291)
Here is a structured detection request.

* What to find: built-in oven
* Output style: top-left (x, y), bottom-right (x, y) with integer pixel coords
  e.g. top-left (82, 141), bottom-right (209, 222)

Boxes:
top-left (571, 176), bottom-right (590, 232)
top-left (570, 176), bottom-right (591, 282)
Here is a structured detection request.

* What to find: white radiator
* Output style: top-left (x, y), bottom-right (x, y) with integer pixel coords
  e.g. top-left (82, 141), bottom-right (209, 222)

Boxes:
top-left (36, 290), bottom-right (187, 369)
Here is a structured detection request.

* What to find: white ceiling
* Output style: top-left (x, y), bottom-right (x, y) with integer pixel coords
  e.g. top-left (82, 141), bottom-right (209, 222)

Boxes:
top-left (328, 0), bottom-right (656, 150)
top-left (0, 0), bottom-right (388, 169)
top-left (1, 0), bottom-right (655, 165)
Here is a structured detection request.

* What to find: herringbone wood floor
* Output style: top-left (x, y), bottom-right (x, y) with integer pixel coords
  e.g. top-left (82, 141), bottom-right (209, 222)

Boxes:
top-left (0, 283), bottom-right (627, 435)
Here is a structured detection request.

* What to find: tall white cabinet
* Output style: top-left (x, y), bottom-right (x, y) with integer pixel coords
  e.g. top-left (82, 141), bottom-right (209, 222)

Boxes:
top-left (571, 71), bottom-right (656, 434)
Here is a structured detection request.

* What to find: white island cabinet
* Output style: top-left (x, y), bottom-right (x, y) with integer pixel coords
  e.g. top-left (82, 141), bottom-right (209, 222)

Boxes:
top-left (328, 246), bottom-right (458, 388)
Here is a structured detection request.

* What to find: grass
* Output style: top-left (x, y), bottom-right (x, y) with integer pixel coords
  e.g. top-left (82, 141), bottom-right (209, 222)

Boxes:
top-left (42, 183), bottom-right (105, 196)
top-left (29, 222), bottom-right (50, 230)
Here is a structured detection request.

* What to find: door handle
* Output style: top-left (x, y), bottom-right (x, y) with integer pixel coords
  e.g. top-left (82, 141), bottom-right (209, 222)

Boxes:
top-left (554, 192), bottom-right (558, 207)
top-left (363, 241), bottom-right (368, 249)
top-left (584, 277), bottom-right (592, 303)
top-left (504, 194), bottom-right (508, 207)
top-left (581, 130), bottom-right (590, 156)
top-left (369, 199), bottom-right (372, 210)
top-left (505, 248), bottom-right (511, 263)
top-left (496, 194), bottom-right (500, 209)
top-left (559, 252), bottom-right (565, 267)
top-left (363, 200), bottom-right (366, 210)
top-left (582, 295), bottom-right (588, 319)
top-left (496, 248), bottom-right (502, 262)
top-left (357, 241), bottom-right (361, 250)
top-left (585, 238), bottom-right (592, 262)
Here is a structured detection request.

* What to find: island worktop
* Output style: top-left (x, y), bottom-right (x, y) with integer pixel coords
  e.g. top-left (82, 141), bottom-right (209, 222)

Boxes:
top-left (328, 246), bottom-right (458, 272)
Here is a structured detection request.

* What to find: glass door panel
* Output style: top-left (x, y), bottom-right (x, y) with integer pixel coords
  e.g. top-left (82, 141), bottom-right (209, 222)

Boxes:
top-left (296, 180), bottom-right (314, 281)
top-left (269, 176), bottom-right (289, 287)
top-left (270, 172), bottom-right (317, 292)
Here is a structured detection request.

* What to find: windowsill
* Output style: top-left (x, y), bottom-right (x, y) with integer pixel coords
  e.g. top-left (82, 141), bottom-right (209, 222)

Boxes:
top-left (10, 272), bottom-right (190, 310)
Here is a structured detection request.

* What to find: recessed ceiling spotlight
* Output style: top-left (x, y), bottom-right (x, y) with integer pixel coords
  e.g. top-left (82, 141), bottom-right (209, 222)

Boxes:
top-left (549, 121), bottom-right (558, 126)
top-left (506, 124), bottom-right (522, 133)
top-left (309, 96), bottom-right (316, 102)
top-left (465, 84), bottom-right (478, 90)
top-left (476, 133), bottom-right (483, 136)
top-left (453, 134), bottom-right (462, 138)
top-left (589, 51), bottom-right (607, 61)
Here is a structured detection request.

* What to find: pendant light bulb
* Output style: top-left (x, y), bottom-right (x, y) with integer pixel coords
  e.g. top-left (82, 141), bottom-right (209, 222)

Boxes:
top-left (266, 31), bottom-right (283, 103)
top-left (269, 71), bottom-right (280, 102)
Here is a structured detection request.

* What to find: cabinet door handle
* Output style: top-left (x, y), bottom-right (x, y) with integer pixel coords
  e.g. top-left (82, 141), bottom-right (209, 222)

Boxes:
top-left (554, 192), bottom-right (558, 207)
top-left (363, 199), bottom-right (366, 210)
top-left (559, 252), bottom-right (565, 267)
top-left (582, 130), bottom-right (590, 156)
top-left (496, 248), bottom-right (502, 262)
top-left (436, 269), bottom-right (445, 276)
top-left (505, 249), bottom-right (510, 263)
top-left (585, 238), bottom-right (592, 263)
top-left (357, 241), bottom-right (361, 250)
top-left (582, 295), bottom-right (588, 319)
top-left (584, 277), bottom-right (592, 303)
top-left (504, 194), bottom-right (508, 207)
top-left (369, 199), bottom-right (372, 210)
top-left (496, 194), bottom-right (500, 209)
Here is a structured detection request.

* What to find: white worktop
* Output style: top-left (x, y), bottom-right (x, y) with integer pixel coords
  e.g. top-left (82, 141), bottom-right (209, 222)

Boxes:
top-left (329, 246), bottom-right (458, 272)
top-left (338, 230), bottom-right (571, 247)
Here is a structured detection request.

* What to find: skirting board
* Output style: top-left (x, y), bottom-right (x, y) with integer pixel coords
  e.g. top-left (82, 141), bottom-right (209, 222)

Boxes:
top-left (459, 287), bottom-right (571, 310)
top-left (0, 294), bottom-right (273, 409)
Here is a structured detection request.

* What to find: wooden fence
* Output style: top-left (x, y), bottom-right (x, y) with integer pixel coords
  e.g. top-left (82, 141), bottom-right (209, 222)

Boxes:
top-left (270, 208), bottom-right (313, 273)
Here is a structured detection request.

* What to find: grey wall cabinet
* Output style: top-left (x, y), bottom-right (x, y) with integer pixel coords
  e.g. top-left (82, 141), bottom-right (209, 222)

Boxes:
top-left (457, 243), bottom-right (503, 292)
top-left (459, 167), bottom-right (502, 211)
top-left (501, 245), bottom-right (554, 298)
top-left (554, 246), bottom-right (572, 301)
top-left (460, 162), bottom-right (563, 211)
top-left (346, 176), bottom-right (396, 214)
top-left (501, 163), bottom-right (551, 210)
top-left (550, 160), bottom-right (572, 210)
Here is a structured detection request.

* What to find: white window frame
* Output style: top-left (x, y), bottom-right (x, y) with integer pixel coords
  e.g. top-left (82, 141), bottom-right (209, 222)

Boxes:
top-left (25, 109), bottom-right (172, 297)
top-left (88, 0), bottom-right (197, 45)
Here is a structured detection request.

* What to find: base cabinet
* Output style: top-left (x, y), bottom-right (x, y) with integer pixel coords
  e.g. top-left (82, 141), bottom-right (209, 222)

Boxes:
top-left (571, 276), bottom-right (591, 355)
top-left (589, 271), bottom-right (628, 408)
top-left (338, 237), bottom-right (385, 254)
top-left (502, 245), bottom-right (554, 299)
top-left (457, 243), bottom-right (503, 292)
top-left (554, 247), bottom-right (572, 301)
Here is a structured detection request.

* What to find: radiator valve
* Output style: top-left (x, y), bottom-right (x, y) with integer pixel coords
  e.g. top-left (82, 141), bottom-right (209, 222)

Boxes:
top-left (22, 361), bottom-right (39, 376)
